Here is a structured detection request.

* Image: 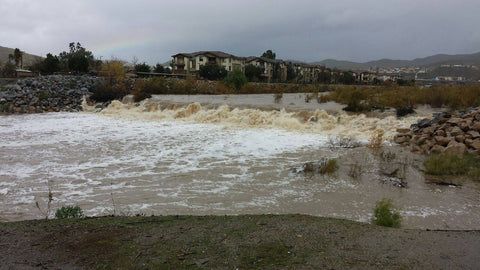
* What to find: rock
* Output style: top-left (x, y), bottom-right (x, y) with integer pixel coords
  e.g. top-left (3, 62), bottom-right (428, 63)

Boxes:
top-left (467, 130), bottom-right (480, 139)
top-left (447, 117), bottom-right (463, 125)
top-left (471, 122), bottom-right (480, 132)
top-left (422, 126), bottom-right (436, 135)
top-left (470, 139), bottom-right (480, 150)
top-left (396, 128), bottom-right (411, 134)
top-left (394, 135), bottom-right (408, 144)
top-left (431, 145), bottom-right (445, 153)
top-left (435, 130), bottom-right (446, 137)
top-left (455, 135), bottom-right (465, 143)
top-left (449, 126), bottom-right (463, 137)
top-left (434, 136), bottom-right (451, 146)
top-left (444, 141), bottom-right (466, 155)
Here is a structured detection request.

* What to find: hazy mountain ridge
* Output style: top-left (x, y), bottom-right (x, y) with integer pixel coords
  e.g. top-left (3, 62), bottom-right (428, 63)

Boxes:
top-left (0, 46), bottom-right (43, 67)
top-left (312, 52), bottom-right (480, 70)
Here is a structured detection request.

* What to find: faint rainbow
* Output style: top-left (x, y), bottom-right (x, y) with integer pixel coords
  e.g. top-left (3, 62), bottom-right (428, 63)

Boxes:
top-left (93, 38), bottom-right (153, 59)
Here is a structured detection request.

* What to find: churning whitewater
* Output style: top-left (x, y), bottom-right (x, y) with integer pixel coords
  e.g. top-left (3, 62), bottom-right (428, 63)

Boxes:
top-left (1, 100), bottom-right (479, 229)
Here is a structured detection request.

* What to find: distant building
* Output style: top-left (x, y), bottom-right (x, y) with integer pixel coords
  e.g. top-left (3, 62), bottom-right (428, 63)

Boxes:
top-left (245, 57), bottom-right (287, 82)
top-left (172, 51), bottom-right (245, 77)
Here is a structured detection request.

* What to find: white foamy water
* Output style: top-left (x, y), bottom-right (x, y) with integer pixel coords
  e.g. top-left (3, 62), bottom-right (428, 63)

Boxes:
top-left (1, 110), bottom-right (479, 229)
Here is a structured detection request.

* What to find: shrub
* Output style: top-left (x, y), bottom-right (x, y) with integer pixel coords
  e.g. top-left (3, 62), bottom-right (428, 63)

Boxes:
top-left (424, 152), bottom-right (480, 178)
top-left (55, 205), bottom-right (84, 219)
top-left (274, 92), bottom-right (283, 103)
top-left (90, 79), bottom-right (130, 102)
top-left (199, 64), bottom-right (227, 80)
top-left (301, 159), bottom-right (338, 175)
top-left (319, 159), bottom-right (339, 174)
top-left (132, 77), bottom-right (167, 101)
top-left (372, 198), bottom-right (401, 228)
top-left (224, 70), bottom-right (248, 90)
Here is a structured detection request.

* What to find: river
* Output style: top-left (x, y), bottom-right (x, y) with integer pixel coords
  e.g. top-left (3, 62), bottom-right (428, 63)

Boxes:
top-left (0, 94), bottom-right (479, 229)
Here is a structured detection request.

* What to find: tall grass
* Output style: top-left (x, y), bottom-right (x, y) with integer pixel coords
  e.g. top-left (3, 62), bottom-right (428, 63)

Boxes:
top-left (424, 152), bottom-right (480, 178)
top-left (320, 84), bottom-right (480, 111)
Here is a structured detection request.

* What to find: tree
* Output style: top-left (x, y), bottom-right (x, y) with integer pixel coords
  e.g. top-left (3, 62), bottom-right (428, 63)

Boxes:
top-left (339, 71), bottom-right (356, 85)
top-left (154, 63), bottom-right (164, 73)
top-left (224, 70), bottom-right (247, 90)
top-left (59, 42), bottom-right (94, 73)
top-left (199, 64), bottom-right (227, 80)
top-left (100, 60), bottom-right (125, 80)
top-left (13, 48), bottom-right (23, 67)
top-left (2, 62), bottom-right (16, 77)
top-left (286, 63), bottom-right (297, 81)
top-left (42, 53), bottom-right (60, 74)
top-left (135, 62), bottom-right (151, 73)
top-left (261, 50), bottom-right (276, 60)
top-left (244, 64), bottom-right (264, 81)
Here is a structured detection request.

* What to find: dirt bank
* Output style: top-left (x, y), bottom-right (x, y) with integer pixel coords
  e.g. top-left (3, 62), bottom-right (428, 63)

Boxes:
top-left (1, 215), bottom-right (478, 269)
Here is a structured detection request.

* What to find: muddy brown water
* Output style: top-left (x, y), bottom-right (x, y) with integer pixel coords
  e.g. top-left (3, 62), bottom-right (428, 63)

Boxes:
top-left (0, 94), bottom-right (478, 229)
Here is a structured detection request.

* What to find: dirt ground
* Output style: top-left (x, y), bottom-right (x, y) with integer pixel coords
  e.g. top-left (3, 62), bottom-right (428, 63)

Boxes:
top-left (1, 215), bottom-right (479, 269)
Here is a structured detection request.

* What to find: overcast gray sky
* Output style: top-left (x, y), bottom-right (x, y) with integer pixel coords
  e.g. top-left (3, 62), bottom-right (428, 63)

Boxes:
top-left (1, 0), bottom-right (479, 64)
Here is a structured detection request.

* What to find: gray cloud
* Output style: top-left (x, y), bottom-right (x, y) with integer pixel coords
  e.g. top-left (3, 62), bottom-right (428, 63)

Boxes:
top-left (1, 0), bottom-right (479, 65)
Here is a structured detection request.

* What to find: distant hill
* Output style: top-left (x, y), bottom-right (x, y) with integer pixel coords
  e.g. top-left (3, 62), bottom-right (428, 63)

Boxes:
top-left (312, 52), bottom-right (480, 70)
top-left (0, 45), bottom-right (43, 67)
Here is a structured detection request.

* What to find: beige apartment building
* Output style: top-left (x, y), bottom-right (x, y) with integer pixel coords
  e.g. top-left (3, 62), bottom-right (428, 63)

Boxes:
top-left (172, 51), bottom-right (245, 76)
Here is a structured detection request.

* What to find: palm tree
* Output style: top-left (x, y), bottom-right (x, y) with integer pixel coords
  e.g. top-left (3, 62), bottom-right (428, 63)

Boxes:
top-left (13, 48), bottom-right (23, 68)
top-left (8, 53), bottom-right (14, 64)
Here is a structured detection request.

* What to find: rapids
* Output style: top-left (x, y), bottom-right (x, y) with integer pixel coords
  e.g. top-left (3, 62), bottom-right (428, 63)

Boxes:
top-left (1, 96), bottom-right (479, 229)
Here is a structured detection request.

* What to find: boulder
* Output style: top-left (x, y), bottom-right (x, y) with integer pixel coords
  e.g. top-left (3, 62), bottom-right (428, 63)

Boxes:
top-left (471, 122), bottom-right (480, 132)
top-left (394, 135), bottom-right (408, 144)
top-left (467, 130), bottom-right (480, 139)
top-left (447, 117), bottom-right (463, 125)
top-left (444, 141), bottom-right (466, 155)
top-left (455, 135), bottom-right (465, 143)
top-left (470, 139), bottom-right (480, 150)
top-left (449, 126), bottom-right (463, 137)
top-left (431, 145), bottom-right (445, 153)
top-left (434, 136), bottom-right (451, 146)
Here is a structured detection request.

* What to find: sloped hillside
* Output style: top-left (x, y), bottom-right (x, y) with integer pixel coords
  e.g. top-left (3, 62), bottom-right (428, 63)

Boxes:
top-left (0, 45), bottom-right (43, 67)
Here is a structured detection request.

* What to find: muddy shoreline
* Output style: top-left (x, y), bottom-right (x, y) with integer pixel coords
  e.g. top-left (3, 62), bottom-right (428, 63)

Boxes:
top-left (1, 215), bottom-right (479, 269)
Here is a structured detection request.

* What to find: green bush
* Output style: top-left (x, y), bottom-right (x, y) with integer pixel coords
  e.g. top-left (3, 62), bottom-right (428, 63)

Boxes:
top-left (424, 152), bottom-right (480, 178)
top-left (319, 159), bottom-right (339, 174)
top-left (55, 205), bottom-right (84, 219)
top-left (372, 198), bottom-right (401, 228)
top-left (224, 70), bottom-right (248, 90)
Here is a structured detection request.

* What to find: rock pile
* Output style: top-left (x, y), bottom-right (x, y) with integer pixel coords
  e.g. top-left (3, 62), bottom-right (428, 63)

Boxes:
top-left (0, 75), bottom-right (97, 114)
top-left (394, 108), bottom-right (480, 155)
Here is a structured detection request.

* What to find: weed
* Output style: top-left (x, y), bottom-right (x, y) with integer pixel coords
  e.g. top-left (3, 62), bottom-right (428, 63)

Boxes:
top-left (37, 90), bottom-right (50, 101)
top-left (35, 179), bottom-right (53, 220)
top-left (327, 135), bottom-right (361, 150)
top-left (274, 92), bottom-right (283, 103)
top-left (55, 205), bottom-right (84, 219)
top-left (298, 158), bottom-right (339, 175)
top-left (367, 131), bottom-right (384, 153)
top-left (372, 198), bottom-right (402, 228)
top-left (348, 162), bottom-right (363, 179)
top-left (380, 150), bottom-right (396, 162)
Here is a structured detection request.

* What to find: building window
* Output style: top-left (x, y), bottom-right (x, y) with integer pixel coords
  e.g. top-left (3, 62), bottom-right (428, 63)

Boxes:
top-left (229, 66), bottom-right (232, 71)
top-left (200, 57), bottom-right (204, 62)
top-left (223, 59), bottom-right (226, 63)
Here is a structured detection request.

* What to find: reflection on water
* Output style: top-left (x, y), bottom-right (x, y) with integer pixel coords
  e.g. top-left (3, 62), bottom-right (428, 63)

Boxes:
top-left (0, 104), bottom-right (479, 229)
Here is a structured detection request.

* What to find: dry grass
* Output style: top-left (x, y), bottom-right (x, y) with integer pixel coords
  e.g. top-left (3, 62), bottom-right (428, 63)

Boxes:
top-left (320, 84), bottom-right (480, 111)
